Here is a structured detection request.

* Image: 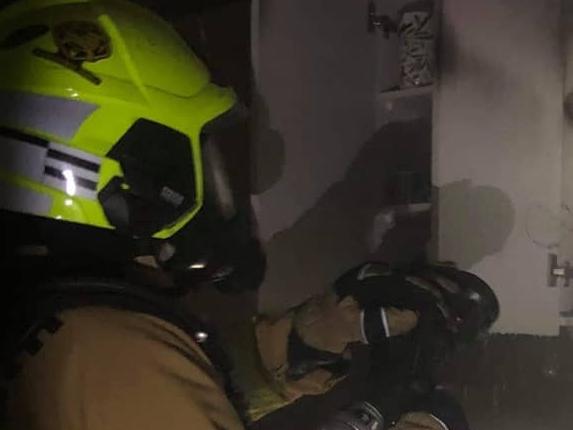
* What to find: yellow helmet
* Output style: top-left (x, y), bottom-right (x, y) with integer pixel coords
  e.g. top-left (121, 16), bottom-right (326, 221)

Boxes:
top-left (0, 0), bottom-right (237, 239)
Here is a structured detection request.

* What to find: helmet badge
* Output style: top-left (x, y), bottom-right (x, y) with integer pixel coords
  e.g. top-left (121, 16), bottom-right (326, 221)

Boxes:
top-left (33, 21), bottom-right (111, 85)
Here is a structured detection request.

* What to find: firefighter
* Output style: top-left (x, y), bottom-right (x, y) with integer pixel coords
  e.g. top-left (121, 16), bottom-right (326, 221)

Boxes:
top-left (0, 1), bottom-right (498, 429)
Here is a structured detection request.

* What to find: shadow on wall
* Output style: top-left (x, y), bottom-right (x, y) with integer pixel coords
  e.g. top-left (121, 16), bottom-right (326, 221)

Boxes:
top-left (251, 92), bottom-right (286, 194)
top-left (565, 92), bottom-right (573, 123)
top-left (258, 118), bottom-right (431, 314)
top-left (431, 180), bottom-right (515, 269)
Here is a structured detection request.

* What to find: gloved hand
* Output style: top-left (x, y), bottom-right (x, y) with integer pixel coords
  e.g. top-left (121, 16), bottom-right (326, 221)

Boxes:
top-left (255, 290), bottom-right (421, 410)
top-left (288, 293), bottom-right (418, 381)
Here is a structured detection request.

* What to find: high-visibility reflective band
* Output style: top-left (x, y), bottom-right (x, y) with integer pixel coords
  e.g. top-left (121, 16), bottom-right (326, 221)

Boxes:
top-left (44, 158), bottom-right (99, 183)
top-left (357, 263), bottom-right (390, 280)
top-left (0, 129), bottom-right (101, 200)
top-left (0, 91), bottom-right (97, 140)
top-left (360, 310), bottom-right (369, 344)
top-left (43, 166), bottom-right (98, 199)
top-left (357, 263), bottom-right (374, 280)
top-left (0, 182), bottom-right (52, 217)
top-left (361, 307), bottom-right (390, 344)
top-left (380, 307), bottom-right (390, 338)
top-left (430, 414), bottom-right (450, 430)
top-left (49, 141), bottom-right (101, 168)
top-left (43, 140), bottom-right (101, 199)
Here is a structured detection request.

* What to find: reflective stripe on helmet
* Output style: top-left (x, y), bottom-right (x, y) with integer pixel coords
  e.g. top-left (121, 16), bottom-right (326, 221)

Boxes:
top-left (48, 140), bottom-right (101, 168)
top-left (0, 91), bottom-right (97, 140)
top-left (0, 129), bottom-right (101, 200)
top-left (42, 168), bottom-right (98, 200)
top-left (43, 141), bottom-right (101, 199)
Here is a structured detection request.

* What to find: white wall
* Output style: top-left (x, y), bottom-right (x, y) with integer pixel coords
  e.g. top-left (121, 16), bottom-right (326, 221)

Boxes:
top-left (251, 0), bottom-right (377, 240)
top-left (559, 0), bottom-right (573, 312)
top-left (434, 0), bottom-right (564, 335)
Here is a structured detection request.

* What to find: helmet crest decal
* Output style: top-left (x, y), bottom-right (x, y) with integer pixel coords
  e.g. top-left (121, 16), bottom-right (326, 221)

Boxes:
top-left (33, 21), bottom-right (111, 85)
